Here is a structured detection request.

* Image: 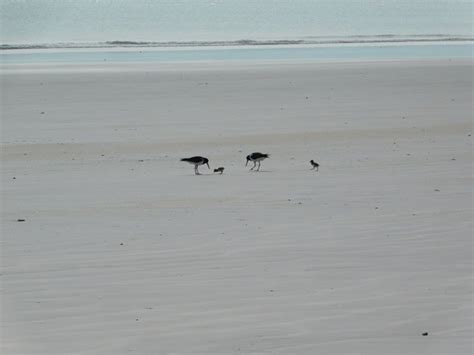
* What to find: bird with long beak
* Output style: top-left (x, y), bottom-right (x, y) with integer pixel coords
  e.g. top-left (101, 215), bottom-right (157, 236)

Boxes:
top-left (180, 156), bottom-right (210, 175)
top-left (246, 152), bottom-right (269, 171)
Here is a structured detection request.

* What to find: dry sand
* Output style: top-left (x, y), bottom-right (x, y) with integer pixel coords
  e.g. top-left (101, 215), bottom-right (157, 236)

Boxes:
top-left (1, 59), bottom-right (472, 354)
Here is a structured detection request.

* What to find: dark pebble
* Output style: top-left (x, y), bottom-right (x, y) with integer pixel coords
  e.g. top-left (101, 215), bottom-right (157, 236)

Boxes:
top-left (422, 332), bottom-right (428, 336)
top-left (17, 219), bottom-right (25, 222)
top-left (120, 243), bottom-right (124, 246)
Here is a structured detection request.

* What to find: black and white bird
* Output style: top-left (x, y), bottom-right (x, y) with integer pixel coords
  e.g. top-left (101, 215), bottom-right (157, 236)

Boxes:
top-left (180, 156), bottom-right (210, 175)
top-left (310, 160), bottom-right (319, 171)
top-left (213, 167), bottom-right (225, 175)
top-left (246, 152), bottom-right (269, 171)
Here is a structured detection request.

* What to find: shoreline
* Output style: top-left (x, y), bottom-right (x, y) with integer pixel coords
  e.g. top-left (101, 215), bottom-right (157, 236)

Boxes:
top-left (1, 57), bottom-right (472, 74)
top-left (1, 43), bottom-right (472, 66)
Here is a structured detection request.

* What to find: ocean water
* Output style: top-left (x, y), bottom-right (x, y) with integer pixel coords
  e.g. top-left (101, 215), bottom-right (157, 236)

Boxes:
top-left (0, 0), bottom-right (472, 63)
top-left (2, 0), bottom-right (472, 44)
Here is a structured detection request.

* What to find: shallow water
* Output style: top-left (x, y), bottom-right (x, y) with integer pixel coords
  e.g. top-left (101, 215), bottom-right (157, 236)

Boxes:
top-left (1, 44), bottom-right (472, 64)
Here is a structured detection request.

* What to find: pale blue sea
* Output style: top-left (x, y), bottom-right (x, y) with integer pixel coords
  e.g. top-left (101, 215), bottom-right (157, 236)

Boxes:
top-left (1, 0), bottom-right (472, 63)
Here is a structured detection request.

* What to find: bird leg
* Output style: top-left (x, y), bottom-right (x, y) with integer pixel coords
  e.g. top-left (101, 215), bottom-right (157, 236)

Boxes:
top-left (257, 161), bottom-right (261, 171)
top-left (194, 165), bottom-right (200, 175)
top-left (250, 161), bottom-right (257, 170)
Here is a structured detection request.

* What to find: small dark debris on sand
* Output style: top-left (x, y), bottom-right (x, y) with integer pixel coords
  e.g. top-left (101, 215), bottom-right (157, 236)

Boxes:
top-left (12, 177), bottom-right (16, 180)
top-left (17, 219), bottom-right (26, 222)
top-left (434, 189), bottom-right (440, 192)
top-left (120, 243), bottom-right (124, 246)
top-left (422, 332), bottom-right (428, 336)
top-left (40, 111), bottom-right (45, 115)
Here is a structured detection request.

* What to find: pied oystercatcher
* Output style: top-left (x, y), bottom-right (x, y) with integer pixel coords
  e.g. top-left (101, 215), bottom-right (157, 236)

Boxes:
top-left (246, 152), bottom-right (269, 171)
top-left (181, 156), bottom-right (210, 175)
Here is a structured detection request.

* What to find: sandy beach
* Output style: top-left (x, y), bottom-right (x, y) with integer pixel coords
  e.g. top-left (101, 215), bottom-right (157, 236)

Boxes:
top-left (1, 59), bottom-right (472, 354)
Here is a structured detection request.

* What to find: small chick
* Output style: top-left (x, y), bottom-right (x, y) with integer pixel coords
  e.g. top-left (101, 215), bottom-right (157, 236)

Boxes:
top-left (310, 160), bottom-right (319, 171)
top-left (213, 167), bottom-right (225, 175)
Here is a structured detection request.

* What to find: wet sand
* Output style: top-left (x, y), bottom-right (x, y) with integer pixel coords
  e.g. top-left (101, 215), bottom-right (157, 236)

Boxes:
top-left (1, 59), bottom-right (472, 354)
